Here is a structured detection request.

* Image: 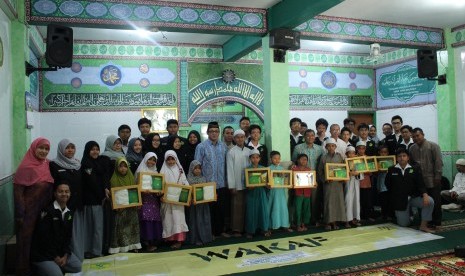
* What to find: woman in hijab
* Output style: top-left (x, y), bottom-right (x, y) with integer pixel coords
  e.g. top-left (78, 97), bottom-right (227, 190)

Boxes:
top-left (109, 157), bottom-right (142, 254)
top-left (135, 152), bottom-right (163, 252)
top-left (144, 133), bottom-right (164, 172)
top-left (49, 138), bottom-right (84, 261)
top-left (14, 137), bottom-right (54, 275)
top-left (167, 135), bottom-right (189, 173)
top-left (101, 134), bottom-right (124, 159)
top-left (185, 130), bottom-right (201, 172)
top-left (160, 150), bottom-right (189, 249)
top-left (81, 141), bottom-right (111, 259)
top-left (186, 160), bottom-right (213, 245)
top-left (125, 138), bottom-right (144, 175)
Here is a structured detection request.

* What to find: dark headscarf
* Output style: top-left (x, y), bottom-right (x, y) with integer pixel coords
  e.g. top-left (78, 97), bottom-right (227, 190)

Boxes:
top-left (144, 133), bottom-right (164, 171)
top-left (167, 135), bottom-right (188, 173)
top-left (125, 138), bottom-right (144, 163)
top-left (81, 141), bottom-right (106, 175)
top-left (186, 130), bottom-right (201, 172)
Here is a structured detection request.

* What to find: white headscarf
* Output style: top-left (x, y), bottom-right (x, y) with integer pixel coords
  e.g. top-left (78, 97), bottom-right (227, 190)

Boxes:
top-left (160, 150), bottom-right (189, 185)
top-left (53, 138), bottom-right (81, 170)
top-left (135, 152), bottom-right (158, 182)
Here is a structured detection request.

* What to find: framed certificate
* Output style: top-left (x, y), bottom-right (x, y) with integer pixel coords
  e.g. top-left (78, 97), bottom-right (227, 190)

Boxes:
top-left (192, 182), bottom-right (217, 204)
top-left (245, 168), bottom-right (270, 187)
top-left (269, 170), bottom-right (292, 188)
top-left (111, 185), bottom-right (142, 210)
top-left (376, 155), bottom-right (396, 171)
top-left (141, 107), bottom-right (177, 133)
top-left (365, 156), bottom-right (378, 172)
top-left (293, 171), bottom-right (317, 188)
top-left (163, 183), bottom-right (193, 206)
top-left (346, 157), bottom-right (369, 173)
top-left (138, 172), bottom-right (164, 193)
top-left (325, 163), bottom-right (350, 181)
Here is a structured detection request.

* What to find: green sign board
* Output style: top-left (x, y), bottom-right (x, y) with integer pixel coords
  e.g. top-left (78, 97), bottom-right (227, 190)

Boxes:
top-left (187, 78), bottom-right (264, 123)
top-left (378, 64), bottom-right (435, 102)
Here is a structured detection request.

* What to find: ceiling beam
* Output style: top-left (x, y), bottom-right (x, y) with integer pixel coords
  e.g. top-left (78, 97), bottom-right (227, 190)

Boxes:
top-left (268, 0), bottom-right (343, 30)
top-left (222, 35), bottom-right (262, 62)
top-left (223, 0), bottom-right (343, 62)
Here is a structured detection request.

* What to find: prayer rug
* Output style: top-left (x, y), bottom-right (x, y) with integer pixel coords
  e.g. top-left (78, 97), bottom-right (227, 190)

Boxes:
top-left (339, 252), bottom-right (465, 275)
top-left (80, 223), bottom-right (442, 276)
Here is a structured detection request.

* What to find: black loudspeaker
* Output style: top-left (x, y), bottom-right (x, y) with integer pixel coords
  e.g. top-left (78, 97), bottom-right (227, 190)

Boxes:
top-left (455, 245), bottom-right (465, 258)
top-left (269, 28), bottom-right (300, 51)
top-left (417, 49), bottom-right (438, 78)
top-left (46, 24), bottom-right (73, 68)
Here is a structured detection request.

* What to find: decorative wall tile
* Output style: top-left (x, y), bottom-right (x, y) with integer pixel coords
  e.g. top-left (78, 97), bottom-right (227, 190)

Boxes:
top-left (27, 0), bottom-right (266, 34)
top-left (297, 15), bottom-right (444, 49)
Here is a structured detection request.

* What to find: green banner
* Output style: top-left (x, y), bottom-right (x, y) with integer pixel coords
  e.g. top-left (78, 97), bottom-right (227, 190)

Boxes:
top-left (187, 78), bottom-right (264, 122)
top-left (378, 64), bottom-right (435, 102)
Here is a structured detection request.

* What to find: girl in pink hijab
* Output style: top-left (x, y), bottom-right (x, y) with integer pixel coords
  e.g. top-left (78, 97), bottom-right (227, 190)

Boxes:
top-left (14, 137), bottom-right (54, 275)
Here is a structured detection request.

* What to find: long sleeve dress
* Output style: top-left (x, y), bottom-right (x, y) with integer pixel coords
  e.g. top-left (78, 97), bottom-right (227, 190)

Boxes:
top-left (318, 152), bottom-right (347, 224)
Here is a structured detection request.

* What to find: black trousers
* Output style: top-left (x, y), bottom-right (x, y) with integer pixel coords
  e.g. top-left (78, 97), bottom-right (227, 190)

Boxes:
top-left (210, 187), bottom-right (230, 236)
top-left (427, 185), bottom-right (442, 226)
top-left (360, 188), bottom-right (374, 220)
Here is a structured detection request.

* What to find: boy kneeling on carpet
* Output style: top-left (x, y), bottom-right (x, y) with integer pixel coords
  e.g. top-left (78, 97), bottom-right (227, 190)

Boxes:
top-left (385, 148), bottom-right (435, 233)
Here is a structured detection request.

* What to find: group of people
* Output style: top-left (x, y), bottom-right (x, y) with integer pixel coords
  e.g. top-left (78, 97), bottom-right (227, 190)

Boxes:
top-left (13, 115), bottom-right (465, 275)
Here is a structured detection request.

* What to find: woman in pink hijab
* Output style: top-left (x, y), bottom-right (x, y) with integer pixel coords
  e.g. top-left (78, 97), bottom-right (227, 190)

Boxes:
top-left (14, 137), bottom-right (54, 276)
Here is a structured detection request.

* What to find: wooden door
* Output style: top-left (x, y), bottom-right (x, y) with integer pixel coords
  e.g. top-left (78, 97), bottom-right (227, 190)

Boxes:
top-left (348, 113), bottom-right (374, 136)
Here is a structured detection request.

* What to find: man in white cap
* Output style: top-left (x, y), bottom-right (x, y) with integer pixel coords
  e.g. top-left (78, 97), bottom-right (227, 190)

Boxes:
top-left (441, 159), bottom-right (465, 210)
top-left (226, 129), bottom-right (251, 236)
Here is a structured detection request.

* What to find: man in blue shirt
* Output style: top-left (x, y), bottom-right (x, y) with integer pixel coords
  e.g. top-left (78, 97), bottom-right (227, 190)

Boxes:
top-left (195, 122), bottom-right (229, 237)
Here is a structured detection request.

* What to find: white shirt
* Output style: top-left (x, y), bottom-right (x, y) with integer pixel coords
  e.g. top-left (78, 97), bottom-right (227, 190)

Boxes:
top-left (291, 132), bottom-right (302, 144)
top-left (395, 163), bottom-right (412, 176)
top-left (227, 145), bottom-right (251, 191)
top-left (452, 172), bottom-right (465, 195)
top-left (53, 200), bottom-right (70, 220)
top-left (322, 137), bottom-right (347, 159)
top-left (400, 138), bottom-right (414, 148)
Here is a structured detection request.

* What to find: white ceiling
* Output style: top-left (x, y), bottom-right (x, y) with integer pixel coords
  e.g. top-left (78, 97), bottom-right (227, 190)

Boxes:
top-left (35, 0), bottom-right (465, 54)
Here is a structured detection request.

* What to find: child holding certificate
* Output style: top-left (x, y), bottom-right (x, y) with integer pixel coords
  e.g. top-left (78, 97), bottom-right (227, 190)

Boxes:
top-left (292, 154), bottom-right (312, 231)
top-left (245, 149), bottom-right (271, 238)
top-left (268, 151), bottom-right (291, 232)
top-left (135, 152), bottom-right (162, 252)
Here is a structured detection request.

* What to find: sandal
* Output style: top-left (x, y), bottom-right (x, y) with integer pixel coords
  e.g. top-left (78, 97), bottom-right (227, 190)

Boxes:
top-left (147, 245), bottom-right (157, 252)
top-left (170, 242), bottom-right (182, 249)
top-left (345, 223), bottom-right (352, 228)
top-left (325, 225), bottom-right (332, 231)
top-left (264, 231), bottom-right (272, 237)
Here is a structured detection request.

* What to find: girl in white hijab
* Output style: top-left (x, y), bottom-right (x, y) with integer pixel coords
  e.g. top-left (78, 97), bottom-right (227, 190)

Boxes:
top-left (135, 152), bottom-right (162, 252)
top-left (160, 150), bottom-right (189, 249)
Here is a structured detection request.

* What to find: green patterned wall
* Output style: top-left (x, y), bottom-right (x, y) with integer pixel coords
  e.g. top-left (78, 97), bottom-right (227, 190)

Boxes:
top-left (41, 58), bottom-right (178, 111)
top-left (288, 65), bottom-right (375, 110)
top-left (451, 25), bottom-right (465, 48)
top-left (74, 42), bottom-right (222, 60)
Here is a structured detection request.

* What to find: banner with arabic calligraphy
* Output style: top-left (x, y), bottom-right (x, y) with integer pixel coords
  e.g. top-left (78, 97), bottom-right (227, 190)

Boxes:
top-left (288, 65), bottom-right (374, 109)
top-left (187, 78), bottom-right (264, 123)
top-left (376, 60), bottom-right (436, 109)
top-left (184, 62), bottom-right (263, 123)
top-left (41, 59), bottom-right (178, 111)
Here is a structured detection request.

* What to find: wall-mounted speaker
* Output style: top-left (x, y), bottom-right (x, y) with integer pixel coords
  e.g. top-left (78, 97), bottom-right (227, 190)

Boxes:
top-left (46, 24), bottom-right (73, 68)
top-left (417, 49), bottom-right (438, 78)
top-left (269, 28), bottom-right (300, 51)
